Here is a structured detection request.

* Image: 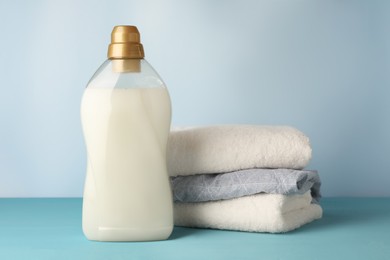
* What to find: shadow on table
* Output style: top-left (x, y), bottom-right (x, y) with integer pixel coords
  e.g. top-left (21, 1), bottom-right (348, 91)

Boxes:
top-left (169, 226), bottom-right (204, 240)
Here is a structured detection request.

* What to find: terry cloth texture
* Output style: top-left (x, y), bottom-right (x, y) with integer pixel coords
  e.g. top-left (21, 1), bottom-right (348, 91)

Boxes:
top-left (174, 192), bottom-right (323, 233)
top-left (168, 125), bottom-right (312, 177)
top-left (171, 168), bottom-right (321, 203)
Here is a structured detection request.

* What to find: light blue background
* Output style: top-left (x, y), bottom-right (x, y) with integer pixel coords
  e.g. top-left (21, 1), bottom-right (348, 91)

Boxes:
top-left (0, 0), bottom-right (389, 197)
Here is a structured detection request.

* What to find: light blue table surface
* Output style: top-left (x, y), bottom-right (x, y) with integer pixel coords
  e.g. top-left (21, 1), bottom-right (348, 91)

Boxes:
top-left (0, 198), bottom-right (389, 260)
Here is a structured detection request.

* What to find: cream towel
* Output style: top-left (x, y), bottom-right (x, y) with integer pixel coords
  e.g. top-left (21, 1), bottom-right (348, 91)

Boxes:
top-left (168, 125), bottom-right (312, 177)
top-left (174, 192), bottom-right (322, 233)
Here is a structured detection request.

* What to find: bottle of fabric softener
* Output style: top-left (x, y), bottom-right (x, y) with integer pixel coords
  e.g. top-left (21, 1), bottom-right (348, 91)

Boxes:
top-left (81, 25), bottom-right (173, 241)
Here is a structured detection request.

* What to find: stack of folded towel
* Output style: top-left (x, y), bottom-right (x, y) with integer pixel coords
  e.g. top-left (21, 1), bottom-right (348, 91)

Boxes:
top-left (167, 125), bottom-right (322, 233)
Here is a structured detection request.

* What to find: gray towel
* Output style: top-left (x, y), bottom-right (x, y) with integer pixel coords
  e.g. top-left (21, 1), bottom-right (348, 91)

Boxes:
top-left (170, 168), bottom-right (321, 203)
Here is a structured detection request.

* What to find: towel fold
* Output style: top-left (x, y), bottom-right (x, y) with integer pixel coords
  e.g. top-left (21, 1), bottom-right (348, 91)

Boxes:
top-left (171, 168), bottom-right (321, 203)
top-left (174, 192), bottom-right (322, 233)
top-left (168, 125), bottom-right (312, 177)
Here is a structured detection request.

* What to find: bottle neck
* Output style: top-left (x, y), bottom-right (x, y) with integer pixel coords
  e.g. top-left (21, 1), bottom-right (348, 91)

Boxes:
top-left (111, 59), bottom-right (142, 73)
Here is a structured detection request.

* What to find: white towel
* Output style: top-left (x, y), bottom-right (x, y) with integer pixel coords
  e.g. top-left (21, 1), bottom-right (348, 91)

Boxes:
top-left (168, 125), bottom-right (312, 177)
top-left (174, 192), bottom-right (322, 233)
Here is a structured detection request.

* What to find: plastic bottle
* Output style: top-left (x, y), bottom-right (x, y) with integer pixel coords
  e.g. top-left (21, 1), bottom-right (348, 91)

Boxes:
top-left (80, 25), bottom-right (173, 241)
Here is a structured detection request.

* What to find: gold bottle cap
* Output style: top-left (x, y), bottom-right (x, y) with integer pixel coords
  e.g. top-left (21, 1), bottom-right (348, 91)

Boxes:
top-left (107, 25), bottom-right (145, 59)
